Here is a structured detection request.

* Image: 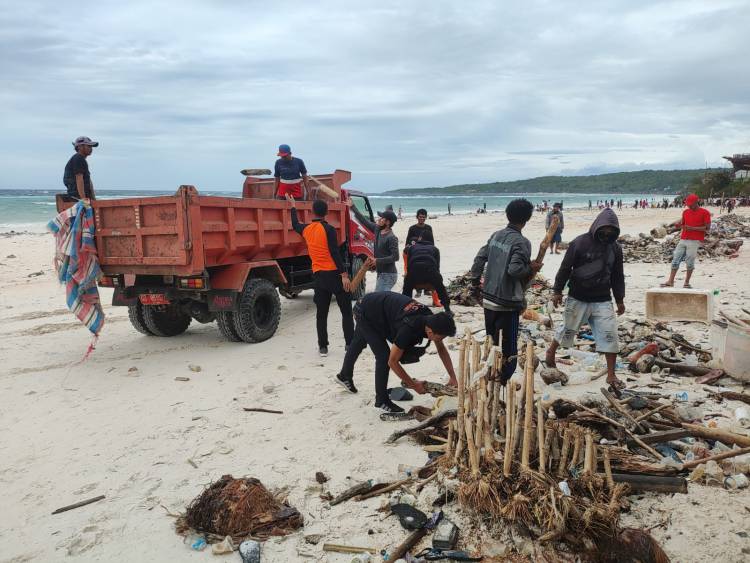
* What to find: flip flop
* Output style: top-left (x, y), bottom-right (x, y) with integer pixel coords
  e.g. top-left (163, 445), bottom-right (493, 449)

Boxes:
top-left (683, 284), bottom-right (692, 289)
top-left (659, 282), bottom-right (674, 288)
top-left (607, 379), bottom-right (625, 397)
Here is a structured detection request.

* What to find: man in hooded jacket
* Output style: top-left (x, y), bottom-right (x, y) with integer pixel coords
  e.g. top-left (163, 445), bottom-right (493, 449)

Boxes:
top-left (545, 208), bottom-right (626, 389)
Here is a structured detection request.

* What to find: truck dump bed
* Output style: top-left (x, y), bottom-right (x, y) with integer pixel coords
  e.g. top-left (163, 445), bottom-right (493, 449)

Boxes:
top-left (87, 185), bottom-right (347, 276)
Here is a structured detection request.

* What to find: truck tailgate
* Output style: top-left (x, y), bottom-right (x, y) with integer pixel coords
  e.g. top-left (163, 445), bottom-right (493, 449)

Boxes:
top-left (95, 189), bottom-right (193, 275)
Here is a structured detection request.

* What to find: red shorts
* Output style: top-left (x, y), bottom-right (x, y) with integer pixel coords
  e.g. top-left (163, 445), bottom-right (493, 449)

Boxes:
top-left (277, 182), bottom-right (303, 198)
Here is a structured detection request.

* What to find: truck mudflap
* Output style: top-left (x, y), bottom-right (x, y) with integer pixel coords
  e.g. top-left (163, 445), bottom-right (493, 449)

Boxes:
top-left (207, 291), bottom-right (237, 312)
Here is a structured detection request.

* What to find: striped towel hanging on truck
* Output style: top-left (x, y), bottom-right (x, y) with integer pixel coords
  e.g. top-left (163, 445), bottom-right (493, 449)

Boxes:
top-left (48, 201), bottom-right (105, 358)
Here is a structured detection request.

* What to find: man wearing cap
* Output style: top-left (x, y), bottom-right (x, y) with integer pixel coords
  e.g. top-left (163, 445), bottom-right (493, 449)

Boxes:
top-left (274, 144), bottom-right (309, 199)
top-left (351, 207), bottom-right (400, 292)
top-left (661, 194), bottom-right (711, 289)
top-left (63, 136), bottom-right (98, 201)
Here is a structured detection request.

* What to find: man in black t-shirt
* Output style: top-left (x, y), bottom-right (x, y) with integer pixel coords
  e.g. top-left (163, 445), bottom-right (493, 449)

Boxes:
top-left (63, 136), bottom-right (98, 200)
top-left (334, 292), bottom-right (457, 414)
top-left (404, 208), bottom-right (434, 249)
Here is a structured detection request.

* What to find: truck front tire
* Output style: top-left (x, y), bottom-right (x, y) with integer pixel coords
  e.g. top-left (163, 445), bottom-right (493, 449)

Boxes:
top-left (233, 278), bottom-right (281, 343)
top-left (142, 303), bottom-right (192, 337)
top-left (350, 255), bottom-right (367, 301)
top-left (128, 302), bottom-right (154, 335)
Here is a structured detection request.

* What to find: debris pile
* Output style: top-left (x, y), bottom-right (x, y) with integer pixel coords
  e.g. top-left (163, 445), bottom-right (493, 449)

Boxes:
top-left (621, 214), bottom-right (749, 263)
top-left (448, 272), bottom-right (556, 309)
top-left (176, 475), bottom-right (303, 545)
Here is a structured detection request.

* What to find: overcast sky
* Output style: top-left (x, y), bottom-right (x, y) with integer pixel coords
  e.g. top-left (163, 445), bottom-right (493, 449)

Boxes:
top-left (1, 0), bottom-right (748, 193)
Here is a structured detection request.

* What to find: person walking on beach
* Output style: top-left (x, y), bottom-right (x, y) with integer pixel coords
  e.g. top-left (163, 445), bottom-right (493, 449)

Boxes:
top-left (661, 194), bottom-right (711, 289)
top-left (351, 207), bottom-right (400, 292)
top-left (63, 136), bottom-right (98, 201)
top-left (546, 202), bottom-right (564, 254)
top-left (274, 144), bottom-right (310, 199)
top-left (403, 241), bottom-right (451, 313)
top-left (287, 195), bottom-right (352, 356)
top-left (333, 292), bottom-right (457, 413)
top-left (469, 199), bottom-right (541, 385)
top-left (545, 208), bottom-right (626, 390)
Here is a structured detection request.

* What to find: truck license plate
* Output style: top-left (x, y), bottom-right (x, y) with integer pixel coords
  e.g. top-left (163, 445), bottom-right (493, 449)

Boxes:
top-left (139, 294), bottom-right (170, 305)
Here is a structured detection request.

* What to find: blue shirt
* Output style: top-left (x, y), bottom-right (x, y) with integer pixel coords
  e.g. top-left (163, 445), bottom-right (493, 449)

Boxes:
top-left (274, 157), bottom-right (307, 182)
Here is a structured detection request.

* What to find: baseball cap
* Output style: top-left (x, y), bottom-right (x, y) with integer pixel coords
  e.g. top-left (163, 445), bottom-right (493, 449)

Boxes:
top-left (72, 136), bottom-right (99, 147)
top-left (685, 194), bottom-right (699, 206)
top-left (277, 144), bottom-right (291, 156)
top-left (378, 210), bottom-right (398, 225)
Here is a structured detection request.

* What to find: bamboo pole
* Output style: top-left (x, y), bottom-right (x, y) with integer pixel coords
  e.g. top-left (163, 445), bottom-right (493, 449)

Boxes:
top-left (583, 431), bottom-right (594, 475)
top-left (454, 336), bottom-right (467, 463)
top-left (446, 420), bottom-right (455, 459)
top-left (465, 414), bottom-right (480, 476)
top-left (503, 380), bottom-right (516, 477)
top-left (542, 424), bottom-right (555, 474)
top-left (483, 379), bottom-right (493, 457)
top-left (475, 376), bottom-right (486, 449)
top-left (537, 399), bottom-right (546, 472)
top-left (568, 431), bottom-right (582, 471)
top-left (472, 337), bottom-right (481, 375)
top-left (521, 341), bottom-right (535, 469)
top-left (603, 448), bottom-right (614, 490)
top-left (557, 428), bottom-right (571, 477)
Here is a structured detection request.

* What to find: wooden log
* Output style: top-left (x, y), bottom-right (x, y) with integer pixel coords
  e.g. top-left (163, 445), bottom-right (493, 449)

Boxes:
top-left (323, 543), bottom-right (378, 555)
top-left (465, 414), bottom-right (480, 476)
top-left (583, 431), bottom-right (594, 474)
top-left (503, 381), bottom-right (516, 477)
top-left (521, 341), bottom-right (535, 469)
top-left (350, 261), bottom-right (370, 294)
top-left (557, 428), bottom-right (571, 477)
top-left (603, 449), bottom-right (615, 490)
top-left (536, 214), bottom-right (559, 263)
top-left (631, 428), bottom-right (690, 446)
top-left (386, 410), bottom-right (457, 444)
top-left (330, 481), bottom-right (374, 506)
top-left (569, 431), bottom-right (583, 471)
top-left (354, 478), bottom-right (412, 501)
top-left (455, 337), bottom-right (467, 463)
top-left (681, 446), bottom-right (750, 470)
top-left (537, 400), bottom-right (546, 473)
top-left (634, 403), bottom-right (671, 423)
top-left (611, 473), bottom-right (688, 494)
top-left (388, 528), bottom-right (428, 561)
top-left (681, 423), bottom-right (750, 448)
top-left (51, 495), bottom-right (105, 515)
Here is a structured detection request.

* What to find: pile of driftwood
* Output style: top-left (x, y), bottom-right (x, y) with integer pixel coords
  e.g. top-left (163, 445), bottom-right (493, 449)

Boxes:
top-left (621, 214), bottom-right (749, 263)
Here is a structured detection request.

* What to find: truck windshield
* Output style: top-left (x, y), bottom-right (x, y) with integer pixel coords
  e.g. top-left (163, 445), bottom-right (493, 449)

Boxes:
top-left (350, 195), bottom-right (374, 222)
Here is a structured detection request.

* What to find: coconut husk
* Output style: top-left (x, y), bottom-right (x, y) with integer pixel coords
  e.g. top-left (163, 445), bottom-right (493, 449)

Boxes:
top-left (176, 475), bottom-right (303, 542)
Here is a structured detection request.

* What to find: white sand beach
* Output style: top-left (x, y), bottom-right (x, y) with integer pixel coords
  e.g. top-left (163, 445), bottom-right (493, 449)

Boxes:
top-left (1, 206), bottom-right (749, 562)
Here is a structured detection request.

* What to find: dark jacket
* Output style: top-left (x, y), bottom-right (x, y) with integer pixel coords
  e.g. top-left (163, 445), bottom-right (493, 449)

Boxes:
top-left (405, 241), bottom-right (440, 271)
top-left (405, 223), bottom-right (434, 250)
top-left (352, 209), bottom-right (399, 274)
top-left (553, 208), bottom-right (625, 303)
top-left (470, 225), bottom-right (532, 310)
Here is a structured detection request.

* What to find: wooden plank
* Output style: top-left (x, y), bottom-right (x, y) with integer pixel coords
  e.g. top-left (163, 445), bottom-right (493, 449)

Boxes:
top-left (611, 473), bottom-right (687, 494)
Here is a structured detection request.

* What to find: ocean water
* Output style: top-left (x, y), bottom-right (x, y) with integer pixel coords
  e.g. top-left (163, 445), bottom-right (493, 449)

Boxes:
top-left (0, 189), bottom-right (666, 232)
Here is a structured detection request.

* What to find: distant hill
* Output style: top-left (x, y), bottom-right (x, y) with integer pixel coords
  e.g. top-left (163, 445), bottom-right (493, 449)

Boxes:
top-left (383, 169), bottom-right (714, 195)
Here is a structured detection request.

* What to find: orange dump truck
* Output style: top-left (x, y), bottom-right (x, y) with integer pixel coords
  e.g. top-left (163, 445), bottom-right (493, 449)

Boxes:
top-left (57, 170), bottom-right (377, 342)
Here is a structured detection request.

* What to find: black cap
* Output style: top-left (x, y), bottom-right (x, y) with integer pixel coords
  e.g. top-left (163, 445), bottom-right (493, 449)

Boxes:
top-left (378, 210), bottom-right (398, 225)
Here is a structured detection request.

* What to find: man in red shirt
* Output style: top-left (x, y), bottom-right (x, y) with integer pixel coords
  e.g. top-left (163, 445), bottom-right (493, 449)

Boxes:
top-left (661, 194), bottom-right (711, 288)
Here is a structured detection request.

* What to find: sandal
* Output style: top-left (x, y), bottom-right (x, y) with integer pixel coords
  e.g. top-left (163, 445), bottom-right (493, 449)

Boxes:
top-left (607, 378), bottom-right (625, 397)
top-left (659, 282), bottom-right (674, 288)
top-left (683, 283), bottom-right (692, 289)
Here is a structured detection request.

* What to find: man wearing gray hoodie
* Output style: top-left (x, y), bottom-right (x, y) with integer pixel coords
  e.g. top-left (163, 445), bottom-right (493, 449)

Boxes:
top-left (546, 208), bottom-right (626, 389)
top-left (470, 199), bottom-right (542, 384)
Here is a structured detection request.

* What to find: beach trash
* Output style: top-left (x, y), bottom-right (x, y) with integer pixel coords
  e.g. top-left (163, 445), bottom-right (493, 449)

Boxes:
top-left (735, 407), bottom-right (750, 428)
top-left (724, 474), bottom-right (749, 490)
top-left (186, 534), bottom-right (207, 551)
top-left (724, 324), bottom-right (750, 382)
top-left (239, 539), bottom-right (261, 563)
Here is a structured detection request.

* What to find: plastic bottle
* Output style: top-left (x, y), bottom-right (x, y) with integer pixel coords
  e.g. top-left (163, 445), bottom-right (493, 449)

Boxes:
top-left (674, 391), bottom-right (688, 402)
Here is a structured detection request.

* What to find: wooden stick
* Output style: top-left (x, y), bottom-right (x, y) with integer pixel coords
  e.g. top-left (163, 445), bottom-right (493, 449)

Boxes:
top-left (611, 473), bottom-right (688, 494)
top-left (323, 543), bottom-right (378, 555)
top-left (354, 478), bottom-right (412, 501)
top-left (583, 431), bottom-right (594, 474)
top-left (465, 414), bottom-right (480, 476)
top-left (569, 431), bottom-right (582, 471)
top-left (51, 495), bottom-right (105, 515)
top-left (682, 423), bottom-right (750, 448)
top-left (574, 402), bottom-right (663, 460)
top-left (601, 388), bottom-right (646, 433)
top-left (603, 449), bottom-right (615, 490)
top-left (349, 260), bottom-right (369, 293)
top-left (242, 407), bottom-right (283, 414)
top-left (503, 381), bottom-right (516, 477)
top-left (536, 214), bottom-right (560, 263)
top-left (537, 400), bottom-right (546, 473)
top-left (386, 409), bottom-right (457, 444)
top-left (521, 342), bottom-right (535, 468)
top-left (634, 403), bottom-right (671, 423)
top-left (557, 428), bottom-right (571, 477)
top-left (455, 337), bottom-right (467, 463)
top-left (388, 528), bottom-right (428, 561)
top-left (483, 378), bottom-right (494, 457)
top-left (416, 471), bottom-right (439, 492)
top-left (475, 377), bottom-right (486, 451)
top-left (330, 481), bottom-right (374, 506)
top-left (446, 420), bottom-right (455, 459)
top-left (681, 446), bottom-right (750, 470)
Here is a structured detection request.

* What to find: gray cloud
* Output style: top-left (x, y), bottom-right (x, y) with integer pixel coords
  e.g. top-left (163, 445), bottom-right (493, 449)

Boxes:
top-left (1, 0), bottom-right (748, 192)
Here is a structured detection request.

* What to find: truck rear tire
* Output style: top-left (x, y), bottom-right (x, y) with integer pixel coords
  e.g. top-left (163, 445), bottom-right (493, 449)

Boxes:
top-left (233, 278), bottom-right (281, 343)
top-left (216, 311), bottom-right (242, 342)
top-left (142, 303), bottom-right (192, 337)
top-left (350, 255), bottom-right (366, 301)
top-left (128, 302), bottom-right (154, 335)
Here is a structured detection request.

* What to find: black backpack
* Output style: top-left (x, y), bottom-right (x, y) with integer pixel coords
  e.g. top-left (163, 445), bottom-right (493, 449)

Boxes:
top-left (398, 302), bottom-right (432, 364)
top-left (571, 244), bottom-right (615, 290)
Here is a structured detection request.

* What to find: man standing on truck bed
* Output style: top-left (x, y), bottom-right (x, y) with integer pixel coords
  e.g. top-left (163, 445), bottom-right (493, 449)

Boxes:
top-left (63, 136), bottom-right (98, 201)
top-left (287, 194), bottom-right (352, 357)
top-left (334, 292), bottom-right (458, 414)
top-left (274, 144), bottom-right (310, 199)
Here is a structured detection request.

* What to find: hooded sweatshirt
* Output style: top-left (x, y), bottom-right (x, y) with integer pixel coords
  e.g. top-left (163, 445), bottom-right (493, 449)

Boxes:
top-left (553, 208), bottom-right (625, 303)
